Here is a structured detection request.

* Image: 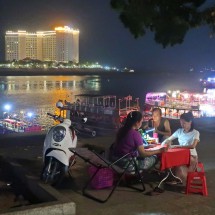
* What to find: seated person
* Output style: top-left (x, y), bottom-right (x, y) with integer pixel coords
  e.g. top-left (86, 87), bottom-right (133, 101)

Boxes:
top-left (161, 112), bottom-right (200, 185)
top-left (147, 107), bottom-right (171, 142)
top-left (110, 111), bottom-right (168, 171)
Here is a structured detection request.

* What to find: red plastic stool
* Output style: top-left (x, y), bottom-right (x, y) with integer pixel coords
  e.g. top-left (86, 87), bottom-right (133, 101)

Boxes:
top-left (186, 163), bottom-right (208, 196)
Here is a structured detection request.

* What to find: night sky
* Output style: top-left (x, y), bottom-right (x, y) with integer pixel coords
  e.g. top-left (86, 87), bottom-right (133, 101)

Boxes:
top-left (0, 0), bottom-right (215, 74)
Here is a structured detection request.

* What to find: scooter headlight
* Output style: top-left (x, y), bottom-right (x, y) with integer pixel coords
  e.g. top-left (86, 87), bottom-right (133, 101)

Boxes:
top-left (53, 126), bottom-right (66, 142)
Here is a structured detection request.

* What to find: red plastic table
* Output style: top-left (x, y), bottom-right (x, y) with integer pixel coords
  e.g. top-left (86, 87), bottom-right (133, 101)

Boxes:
top-left (160, 148), bottom-right (190, 171)
top-left (146, 145), bottom-right (190, 188)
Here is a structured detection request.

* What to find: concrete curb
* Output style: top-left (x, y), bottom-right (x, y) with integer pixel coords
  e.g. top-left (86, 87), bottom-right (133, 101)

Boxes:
top-left (0, 157), bottom-right (76, 215)
top-left (1, 201), bottom-right (76, 215)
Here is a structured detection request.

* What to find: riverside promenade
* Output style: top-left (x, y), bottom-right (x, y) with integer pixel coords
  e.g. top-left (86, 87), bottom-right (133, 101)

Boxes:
top-left (0, 118), bottom-right (215, 215)
top-left (0, 68), bottom-right (123, 76)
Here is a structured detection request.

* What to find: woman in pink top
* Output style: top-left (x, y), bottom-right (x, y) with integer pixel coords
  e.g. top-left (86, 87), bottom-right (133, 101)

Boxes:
top-left (111, 111), bottom-right (167, 170)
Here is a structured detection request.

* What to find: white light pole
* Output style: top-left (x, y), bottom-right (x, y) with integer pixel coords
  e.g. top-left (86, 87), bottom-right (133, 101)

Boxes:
top-left (3, 104), bottom-right (11, 118)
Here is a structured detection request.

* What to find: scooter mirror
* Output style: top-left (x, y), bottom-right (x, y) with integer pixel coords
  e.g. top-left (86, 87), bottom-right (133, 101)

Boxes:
top-left (82, 117), bottom-right (87, 123)
top-left (56, 100), bottom-right (63, 108)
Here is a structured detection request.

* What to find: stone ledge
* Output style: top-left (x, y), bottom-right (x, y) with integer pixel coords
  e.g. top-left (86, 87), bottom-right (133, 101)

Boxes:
top-left (1, 201), bottom-right (76, 215)
top-left (0, 157), bottom-right (76, 215)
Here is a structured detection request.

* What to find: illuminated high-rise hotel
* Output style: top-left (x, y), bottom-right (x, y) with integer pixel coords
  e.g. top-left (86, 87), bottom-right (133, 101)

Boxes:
top-left (55, 26), bottom-right (79, 62)
top-left (5, 26), bottom-right (79, 63)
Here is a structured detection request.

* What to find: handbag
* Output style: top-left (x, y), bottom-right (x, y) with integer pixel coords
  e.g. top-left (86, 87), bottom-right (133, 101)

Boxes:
top-left (88, 165), bottom-right (114, 189)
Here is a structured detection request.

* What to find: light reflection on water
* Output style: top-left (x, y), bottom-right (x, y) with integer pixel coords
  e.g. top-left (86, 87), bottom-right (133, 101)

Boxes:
top-left (0, 76), bottom-right (101, 128)
top-left (0, 76), bottom-right (101, 107)
top-left (0, 73), bottom-right (201, 129)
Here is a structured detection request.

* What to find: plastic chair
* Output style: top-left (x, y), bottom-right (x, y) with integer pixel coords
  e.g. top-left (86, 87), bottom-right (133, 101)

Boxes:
top-left (186, 162), bottom-right (208, 196)
top-left (69, 148), bottom-right (145, 203)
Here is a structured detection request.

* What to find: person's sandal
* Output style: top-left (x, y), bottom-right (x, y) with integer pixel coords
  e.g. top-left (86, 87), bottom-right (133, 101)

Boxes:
top-left (180, 188), bottom-right (186, 194)
top-left (153, 186), bottom-right (165, 193)
top-left (146, 191), bottom-right (161, 196)
top-left (145, 186), bottom-right (164, 196)
top-left (165, 180), bottom-right (180, 185)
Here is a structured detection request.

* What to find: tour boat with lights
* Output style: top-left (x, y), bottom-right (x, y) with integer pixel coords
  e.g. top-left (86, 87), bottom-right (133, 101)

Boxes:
top-left (143, 90), bottom-right (215, 119)
top-left (0, 118), bottom-right (42, 134)
top-left (200, 76), bottom-right (215, 89)
top-left (58, 94), bottom-right (140, 129)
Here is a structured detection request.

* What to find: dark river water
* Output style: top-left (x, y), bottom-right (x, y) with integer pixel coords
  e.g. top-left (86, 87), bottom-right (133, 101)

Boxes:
top-left (0, 72), bottom-right (202, 128)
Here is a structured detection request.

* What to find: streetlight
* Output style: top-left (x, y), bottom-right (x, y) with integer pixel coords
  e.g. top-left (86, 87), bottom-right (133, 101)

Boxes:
top-left (27, 112), bottom-right (33, 118)
top-left (3, 104), bottom-right (12, 119)
top-left (4, 104), bottom-right (11, 111)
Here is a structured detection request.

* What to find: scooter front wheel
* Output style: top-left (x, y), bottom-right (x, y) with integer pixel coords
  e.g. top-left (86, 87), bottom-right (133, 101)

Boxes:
top-left (41, 157), bottom-right (65, 186)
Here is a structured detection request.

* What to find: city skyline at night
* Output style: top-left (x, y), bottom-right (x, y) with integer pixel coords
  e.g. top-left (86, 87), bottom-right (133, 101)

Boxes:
top-left (5, 26), bottom-right (79, 63)
top-left (0, 0), bottom-right (215, 73)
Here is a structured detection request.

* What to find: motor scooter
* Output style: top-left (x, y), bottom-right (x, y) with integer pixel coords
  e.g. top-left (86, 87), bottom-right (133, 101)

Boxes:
top-left (41, 102), bottom-right (78, 185)
top-left (71, 110), bottom-right (97, 137)
top-left (72, 120), bottom-right (97, 137)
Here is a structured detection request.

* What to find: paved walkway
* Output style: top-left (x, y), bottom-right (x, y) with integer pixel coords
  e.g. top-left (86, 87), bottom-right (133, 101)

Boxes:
top-left (0, 118), bottom-right (215, 214)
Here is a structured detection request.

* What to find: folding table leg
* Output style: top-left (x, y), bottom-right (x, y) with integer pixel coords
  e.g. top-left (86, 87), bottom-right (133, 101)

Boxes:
top-left (157, 168), bottom-right (182, 188)
top-left (169, 169), bottom-right (182, 183)
top-left (157, 171), bottom-right (170, 188)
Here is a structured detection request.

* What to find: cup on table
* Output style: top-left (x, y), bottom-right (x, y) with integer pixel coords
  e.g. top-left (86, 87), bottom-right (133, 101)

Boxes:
top-left (153, 133), bottom-right (159, 144)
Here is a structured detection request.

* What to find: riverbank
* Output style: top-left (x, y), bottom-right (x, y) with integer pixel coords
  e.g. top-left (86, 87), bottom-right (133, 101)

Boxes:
top-left (0, 67), bottom-right (202, 79)
top-left (0, 68), bottom-right (129, 76)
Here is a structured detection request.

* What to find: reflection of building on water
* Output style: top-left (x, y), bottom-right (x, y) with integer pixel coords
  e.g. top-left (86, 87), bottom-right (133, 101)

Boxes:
top-left (61, 94), bottom-right (140, 129)
top-left (1, 80), bottom-right (76, 94)
top-left (0, 78), bottom-right (101, 94)
top-left (144, 90), bottom-right (215, 118)
top-left (0, 76), bottom-right (103, 134)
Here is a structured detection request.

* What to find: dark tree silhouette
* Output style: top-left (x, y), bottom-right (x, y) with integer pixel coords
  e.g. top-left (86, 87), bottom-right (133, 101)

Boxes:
top-left (110, 0), bottom-right (215, 47)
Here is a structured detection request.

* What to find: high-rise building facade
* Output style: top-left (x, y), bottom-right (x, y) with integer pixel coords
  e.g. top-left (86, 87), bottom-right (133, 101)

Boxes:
top-left (5, 31), bottom-right (25, 61)
top-left (5, 26), bottom-right (79, 63)
top-left (41, 31), bottom-right (56, 61)
top-left (55, 26), bottom-right (79, 63)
